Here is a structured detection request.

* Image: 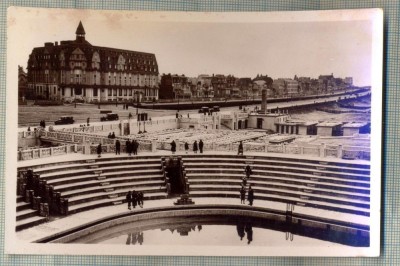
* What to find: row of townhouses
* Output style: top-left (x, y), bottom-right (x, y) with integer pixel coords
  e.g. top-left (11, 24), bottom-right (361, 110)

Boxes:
top-left (159, 73), bottom-right (354, 100)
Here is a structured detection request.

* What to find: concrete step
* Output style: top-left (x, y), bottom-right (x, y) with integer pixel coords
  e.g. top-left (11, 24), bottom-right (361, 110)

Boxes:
top-left (17, 208), bottom-right (38, 221)
top-left (187, 173), bottom-right (370, 194)
top-left (188, 191), bottom-right (370, 216)
top-left (188, 179), bottom-right (370, 200)
top-left (186, 168), bottom-right (370, 187)
top-left (40, 164), bottom-right (161, 180)
top-left (67, 186), bottom-right (167, 206)
top-left (68, 192), bottom-right (168, 214)
top-left (184, 163), bottom-right (369, 181)
top-left (16, 216), bottom-right (48, 231)
top-left (16, 201), bottom-right (31, 212)
top-left (46, 169), bottom-right (162, 187)
top-left (54, 175), bottom-right (164, 192)
top-left (189, 185), bottom-right (369, 209)
top-left (182, 154), bottom-right (370, 170)
top-left (60, 180), bottom-right (165, 198)
top-left (183, 157), bottom-right (370, 174)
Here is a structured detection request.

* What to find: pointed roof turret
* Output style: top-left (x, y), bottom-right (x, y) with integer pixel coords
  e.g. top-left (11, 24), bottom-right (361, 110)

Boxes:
top-left (76, 21), bottom-right (85, 35)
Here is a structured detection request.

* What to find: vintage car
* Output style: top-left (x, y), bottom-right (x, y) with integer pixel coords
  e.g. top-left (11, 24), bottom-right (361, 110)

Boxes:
top-left (198, 106), bottom-right (210, 114)
top-left (100, 113), bottom-right (119, 121)
top-left (54, 116), bottom-right (75, 125)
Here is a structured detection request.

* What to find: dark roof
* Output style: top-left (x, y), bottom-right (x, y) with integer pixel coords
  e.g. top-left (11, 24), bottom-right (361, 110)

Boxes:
top-left (76, 21), bottom-right (85, 35)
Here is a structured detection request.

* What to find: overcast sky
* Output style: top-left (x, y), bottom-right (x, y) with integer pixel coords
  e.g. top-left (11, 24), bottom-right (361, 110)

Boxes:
top-left (9, 8), bottom-right (374, 86)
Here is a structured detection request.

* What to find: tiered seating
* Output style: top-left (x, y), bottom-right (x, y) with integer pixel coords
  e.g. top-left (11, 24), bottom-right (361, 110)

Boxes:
top-left (183, 155), bottom-right (370, 216)
top-left (16, 156), bottom-right (168, 231)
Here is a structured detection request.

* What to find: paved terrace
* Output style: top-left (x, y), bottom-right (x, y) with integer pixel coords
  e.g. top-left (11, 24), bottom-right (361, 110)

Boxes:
top-left (16, 150), bottom-right (370, 242)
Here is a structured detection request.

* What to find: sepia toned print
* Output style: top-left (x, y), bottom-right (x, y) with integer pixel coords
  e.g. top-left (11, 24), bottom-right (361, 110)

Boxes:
top-left (5, 7), bottom-right (382, 256)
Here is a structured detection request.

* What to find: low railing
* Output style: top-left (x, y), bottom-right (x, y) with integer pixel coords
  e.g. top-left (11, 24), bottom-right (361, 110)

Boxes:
top-left (18, 144), bottom-right (77, 161)
top-left (36, 129), bottom-right (371, 161)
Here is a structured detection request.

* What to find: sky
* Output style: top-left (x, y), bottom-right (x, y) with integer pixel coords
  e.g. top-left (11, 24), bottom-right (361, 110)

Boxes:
top-left (8, 8), bottom-right (374, 86)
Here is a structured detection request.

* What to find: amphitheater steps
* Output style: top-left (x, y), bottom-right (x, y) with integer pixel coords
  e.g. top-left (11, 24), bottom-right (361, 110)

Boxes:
top-left (189, 184), bottom-right (369, 209)
top-left (17, 208), bottom-right (40, 221)
top-left (59, 179), bottom-right (165, 198)
top-left (187, 173), bottom-right (370, 194)
top-left (67, 186), bottom-right (166, 206)
top-left (50, 171), bottom-right (162, 192)
top-left (16, 216), bottom-right (48, 231)
top-left (183, 154), bottom-right (370, 170)
top-left (40, 164), bottom-right (161, 181)
top-left (188, 191), bottom-right (370, 216)
top-left (188, 179), bottom-right (369, 201)
top-left (68, 192), bottom-right (168, 214)
top-left (186, 168), bottom-right (370, 188)
top-left (17, 201), bottom-right (32, 212)
top-left (185, 163), bottom-right (370, 181)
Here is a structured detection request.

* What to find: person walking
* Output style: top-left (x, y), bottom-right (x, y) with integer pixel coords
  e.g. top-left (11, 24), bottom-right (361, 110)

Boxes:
top-left (184, 142), bottom-right (189, 154)
top-left (131, 139), bottom-right (137, 155)
top-left (129, 140), bottom-right (135, 156)
top-left (97, 143), bottom-right (102, 158)
top-left (137, 191), bottom-right (144, 208)
top-left (133, 140), bottom-right (139, 155)
top-left (199, 139), bottom-right (204, 154)
top-left (126, 191), bottom-right (132, 210)
top-left (115, 140), bottom-right (121, 155)
top-left (245, 165), bottom-right (252, 178)
top-left (193, 140), bottom-right (198, 154)
top-left (132, 190), bottom-right (138, 209)
top-left (126, 139), bottom-right (131, 156)
top-left (87, 117), bottom-right (90, 126)
top-left (248, 186), bottom-right (254, 206)
top-left (171, 140), bottom-right (176, 154)
top-left (238, 141), bottom-right (244, 155)
top-left (240, 186), bottom-right (246, 204)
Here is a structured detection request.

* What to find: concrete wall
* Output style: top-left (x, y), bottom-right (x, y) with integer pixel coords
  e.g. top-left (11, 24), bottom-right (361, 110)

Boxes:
top-left (343, 127), bottom-right (359, 136)
top-left (317, 127), bottom-right (333, 136)
top-left (128, 118), bottom-right (178, 134)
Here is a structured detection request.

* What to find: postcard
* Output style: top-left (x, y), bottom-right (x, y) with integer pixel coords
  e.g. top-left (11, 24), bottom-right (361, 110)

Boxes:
top-left (5, 7), bottom-right (382, 256)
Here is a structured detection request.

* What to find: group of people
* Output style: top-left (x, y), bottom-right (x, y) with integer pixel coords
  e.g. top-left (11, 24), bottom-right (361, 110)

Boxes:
top-left (125, 139), bottom-right (139, 156)
top-left (107, 132), bottom-right (116, 139)
top-left (126, 190), bottom-right (144, 209)
top-left (170, 139), bottom-right (205, 154)
top-left (240, 185), bottom-right (254, 206)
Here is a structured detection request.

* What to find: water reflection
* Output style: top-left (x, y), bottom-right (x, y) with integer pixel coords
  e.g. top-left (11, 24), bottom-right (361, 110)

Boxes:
top-left (236, 223), bottom-right (253, 244)
top-left (74, 215), bottom-right (369, 247)
top-left (126, 232), bottom-right (144, 245)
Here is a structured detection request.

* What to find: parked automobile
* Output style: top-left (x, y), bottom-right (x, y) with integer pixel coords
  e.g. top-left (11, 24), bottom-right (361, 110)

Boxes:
top-left (100, 113), bottom-right (119, 121)
top-left (198, 106), bottom-right (209, 114)
top-left (54, 116), bottom-right (74, 125)
top-left (213, 106), bottom-right (220, 112)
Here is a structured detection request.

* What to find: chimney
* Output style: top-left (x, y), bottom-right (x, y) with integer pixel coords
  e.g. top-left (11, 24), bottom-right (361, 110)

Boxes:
top-left (261, 89), bottom-right (267, 114)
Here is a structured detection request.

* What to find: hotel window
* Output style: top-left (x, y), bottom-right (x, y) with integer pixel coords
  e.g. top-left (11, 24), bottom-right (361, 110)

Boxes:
top-left (124, 89), bottom-right (127, 96)
top-left (93, 88), bottom-right (98, 96)
top-left (119, 89), bottom-right (122, 96)
top-left (108, 89), bottom-right (112, 96)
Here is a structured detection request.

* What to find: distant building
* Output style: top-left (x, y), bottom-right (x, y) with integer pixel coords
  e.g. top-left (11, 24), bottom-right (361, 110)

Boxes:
top-left (197, 74), bottom-right (213, 98)
top-left (27, 21), bottom-right (159, 103)
top-left (211, 74), bottom-right (227, 98)
top-left (272, 78), bottom-right (299, 97)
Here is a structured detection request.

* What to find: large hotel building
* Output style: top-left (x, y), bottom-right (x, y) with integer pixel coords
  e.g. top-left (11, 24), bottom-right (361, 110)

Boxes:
top-left (27, 21), bottom-right (159, 103)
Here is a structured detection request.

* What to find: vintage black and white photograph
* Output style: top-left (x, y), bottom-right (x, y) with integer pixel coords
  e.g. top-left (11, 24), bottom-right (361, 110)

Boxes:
top-left (5, 7), bottom-right (382, 256)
